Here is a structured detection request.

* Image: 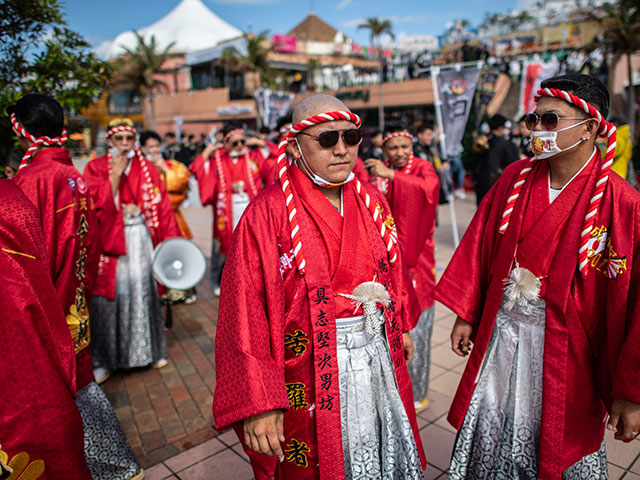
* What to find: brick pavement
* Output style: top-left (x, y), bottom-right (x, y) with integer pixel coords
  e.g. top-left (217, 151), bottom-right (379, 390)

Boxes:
top-left (102, 195), bottom-right (640, 479)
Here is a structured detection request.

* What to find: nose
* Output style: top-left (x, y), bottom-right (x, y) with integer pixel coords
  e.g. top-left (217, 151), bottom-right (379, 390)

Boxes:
top-left (333, 135), bottom-right (348, 155)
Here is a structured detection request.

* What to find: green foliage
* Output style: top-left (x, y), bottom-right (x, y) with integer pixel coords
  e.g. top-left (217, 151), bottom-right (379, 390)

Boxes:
top-left (358, 18), bottom-right (394, 50)
top-left (0, 0), bottom-right (111, 162)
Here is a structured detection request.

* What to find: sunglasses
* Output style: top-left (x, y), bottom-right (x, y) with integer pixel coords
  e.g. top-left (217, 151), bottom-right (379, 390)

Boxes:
top-left (112, 134), bottom-right (135, 142)
top-left (230, 139), bottom-right (246, 147)
top-left (525, 112), bottom-right (588, 131)
top-left (298, 128), bottom-right (362, 148)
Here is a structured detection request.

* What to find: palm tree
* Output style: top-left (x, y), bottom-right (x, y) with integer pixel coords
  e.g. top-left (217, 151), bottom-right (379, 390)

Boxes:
top-left (358, 18), bottom-right (394, 130)
top-left (594, 0), bottom-right (640, 134)
top-left (115, 31), bottom-right (174, 130)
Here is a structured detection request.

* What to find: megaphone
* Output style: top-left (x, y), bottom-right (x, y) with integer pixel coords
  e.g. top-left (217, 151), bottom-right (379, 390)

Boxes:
top-left (152, 237), bottom-right (206, 290)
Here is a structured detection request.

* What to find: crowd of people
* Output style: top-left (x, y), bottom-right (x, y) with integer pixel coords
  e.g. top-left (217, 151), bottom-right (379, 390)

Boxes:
top-left (1, 72), bottom-right (639, 480)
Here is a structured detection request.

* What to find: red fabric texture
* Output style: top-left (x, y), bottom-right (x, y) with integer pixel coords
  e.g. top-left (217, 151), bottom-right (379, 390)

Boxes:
top-left (84, 154), bottom-right (181, 300)
top-left (14, 148), bottom-right (101, 389)
top-left (383, 159), bottom-right (439, 309)
top-left (189, 148), bottom-right (270, 255)
top-left (0, 179), bottom-right (91, 479)
top-left (434, 152), bottom-right (640, 479)
top-left (213, 170), bottom-right (426, 479)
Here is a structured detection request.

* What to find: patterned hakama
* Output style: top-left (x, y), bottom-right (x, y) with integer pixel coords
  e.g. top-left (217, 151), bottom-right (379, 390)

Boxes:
top-left (91, 214), bottom-right (167, 370)
top-left (76, 381), bottom-right (141, 480)
top-left (337, 313), bottom-right (422, 479)
top-left (448, 292), bottom-right (608, 479)
top-left (407, 307), bottom-right (435, 403)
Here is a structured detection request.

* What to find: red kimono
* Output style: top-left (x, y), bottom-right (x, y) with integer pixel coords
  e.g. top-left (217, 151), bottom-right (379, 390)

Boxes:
top-left (213, 166), bottom-right (426, 480)
top-left (380, 158), bottom-right (439, 309)
top-left (84, 154), bottom-right (181, 300)
top-left (434, 152), bottom-right (640, 479)
top-left (0, 179), bottom-right (91, 479)
top-left (190, 148), bottom-right (270, 255)
top-left (14, 148), bottom-right (100, 390)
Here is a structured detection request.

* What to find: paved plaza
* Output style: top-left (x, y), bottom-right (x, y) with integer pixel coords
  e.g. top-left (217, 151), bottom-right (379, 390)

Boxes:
top-left (99, 192), bottom-right (640, 479)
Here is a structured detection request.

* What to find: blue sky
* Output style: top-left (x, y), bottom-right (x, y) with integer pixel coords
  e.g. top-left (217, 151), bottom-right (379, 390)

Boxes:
top-left (61, 0), bottom-right (524, 49)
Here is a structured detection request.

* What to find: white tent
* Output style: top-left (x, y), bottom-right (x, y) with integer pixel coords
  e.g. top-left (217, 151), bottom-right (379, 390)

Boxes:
top-left (96, 0), bottom-right (243, 59)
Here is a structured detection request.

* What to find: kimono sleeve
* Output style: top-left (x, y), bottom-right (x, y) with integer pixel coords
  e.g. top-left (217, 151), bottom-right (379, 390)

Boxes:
top-left (212, 193), bottom-right (290, 430)
top-left (391, 163), bottom-right (439, 268)
top-left (190, 153), bottom-right (216, 206)
top-left (84, 160), bottom-right (126, 256)
top-left (612, 201), bottom-right (640, 404)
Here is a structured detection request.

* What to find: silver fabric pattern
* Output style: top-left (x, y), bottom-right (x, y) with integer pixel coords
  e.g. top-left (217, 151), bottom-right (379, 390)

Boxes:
top-left (448, 291), bottom-right (608, 479)
top-left (407, 307), bottom-right (435, 403)
top-left (76, 381), bottom-right (141, 480)
top-left (91, 213), bottom-right (167, 369)
top-left (337, 313), bottom-right (422, 480)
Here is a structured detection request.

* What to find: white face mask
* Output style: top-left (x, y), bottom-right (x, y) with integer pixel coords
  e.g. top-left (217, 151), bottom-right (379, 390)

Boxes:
top-left (530, 118), bottom-right (590, 159)
top-left (294, 137), bottom-right (354, 188)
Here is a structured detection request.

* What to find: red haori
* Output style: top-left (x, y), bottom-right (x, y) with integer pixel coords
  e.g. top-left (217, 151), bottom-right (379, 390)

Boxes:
top-left (10, 113), bottom-right (68, 171)
top-left (499, 87), bottom-right (617, 277)
top-left (377, 155), bottom-right (415, 194)
top-left (277, 111), bottom-right (398, 275)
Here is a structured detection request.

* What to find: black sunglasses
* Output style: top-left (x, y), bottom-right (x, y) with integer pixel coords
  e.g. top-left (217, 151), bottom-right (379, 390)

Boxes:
top-left (113, 134), bottom-right (135, 142)
top-left (231, 139), bottom-right (246, 147)
top-left (525, 112), bottom-right (588, 131)
top-left (298, 128), bottom-right (362, 148)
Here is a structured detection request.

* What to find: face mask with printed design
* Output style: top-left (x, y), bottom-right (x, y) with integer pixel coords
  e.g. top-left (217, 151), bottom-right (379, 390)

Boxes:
top-left (530, 118), bottom-right (590, 159)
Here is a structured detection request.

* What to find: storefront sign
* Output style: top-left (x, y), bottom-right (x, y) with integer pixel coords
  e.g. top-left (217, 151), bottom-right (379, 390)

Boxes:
top-left (335, 89), bottom-right (370, 103)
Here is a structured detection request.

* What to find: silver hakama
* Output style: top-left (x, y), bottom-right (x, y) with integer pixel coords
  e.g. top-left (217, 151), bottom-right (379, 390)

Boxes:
top-left (91, 213), bottom-right (167, 370)
top-left (337, 312), bottom-right (422, 479)
top-left (407, 306), bottom-right (435, 403)
top-left (76, 381), bottom-right (141, 480)
top-left (448, 292), bottom-right (608, 479)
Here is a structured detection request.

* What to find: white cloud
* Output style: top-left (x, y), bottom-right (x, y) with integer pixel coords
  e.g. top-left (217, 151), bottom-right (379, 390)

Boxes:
top-left (336, 0), bottom-right (353, 10)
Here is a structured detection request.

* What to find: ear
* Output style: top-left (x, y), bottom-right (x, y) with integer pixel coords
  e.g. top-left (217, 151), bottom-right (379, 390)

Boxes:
top-left (11, 126), bottom-right (22, 138)
top-left (585, 118), bottom-right (599, 138)
top-left (288, 136), bottom-right (302, 160)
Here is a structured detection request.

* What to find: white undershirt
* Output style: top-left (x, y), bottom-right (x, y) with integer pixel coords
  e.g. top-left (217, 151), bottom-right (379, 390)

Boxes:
top-left (548, 148), bottom-right (596, 204)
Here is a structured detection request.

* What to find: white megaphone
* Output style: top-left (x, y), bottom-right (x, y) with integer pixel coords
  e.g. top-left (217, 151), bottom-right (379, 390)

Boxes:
top-left (152, 237), bottom-right (206, 290)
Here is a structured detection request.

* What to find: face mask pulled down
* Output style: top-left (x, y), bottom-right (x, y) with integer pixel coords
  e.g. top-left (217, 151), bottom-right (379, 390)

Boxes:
top-left (530, 118), bottom-right (590, 159)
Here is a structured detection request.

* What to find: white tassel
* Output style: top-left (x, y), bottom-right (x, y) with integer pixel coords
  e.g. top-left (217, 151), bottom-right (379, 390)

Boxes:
top-left (503, 267), bottom-right (541, 311)
top-left (339, 281), bottom-right (390, 335)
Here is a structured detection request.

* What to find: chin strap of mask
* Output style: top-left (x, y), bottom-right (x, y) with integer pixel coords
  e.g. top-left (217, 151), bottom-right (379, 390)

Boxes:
top-left (498, 87), bottom-right (616, 277)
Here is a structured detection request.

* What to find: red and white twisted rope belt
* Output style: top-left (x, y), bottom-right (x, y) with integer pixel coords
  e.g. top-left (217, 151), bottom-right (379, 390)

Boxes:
top-left (277, 111), bottom-right (399, 275)
top-left (105, 125), bottom-right (160, 232)
top-left (498, 87), bottom-right (617, 276)
top-left (11, 113), bottom-right (68, 171)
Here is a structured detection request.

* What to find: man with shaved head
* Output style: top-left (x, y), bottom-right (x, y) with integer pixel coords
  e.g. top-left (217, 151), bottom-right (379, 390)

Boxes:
top-left (213, 94), bottom-right (426, 479)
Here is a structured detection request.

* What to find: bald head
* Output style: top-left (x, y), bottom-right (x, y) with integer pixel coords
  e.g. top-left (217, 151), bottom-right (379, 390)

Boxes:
top-left (292, 94), bottom-right (350, 124)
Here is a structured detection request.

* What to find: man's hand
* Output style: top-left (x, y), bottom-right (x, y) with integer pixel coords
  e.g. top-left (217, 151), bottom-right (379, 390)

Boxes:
top-left (608, 399), bottom-right (640, 442)
top-left (243, 409), bottom-right (285, 456)
top-left (109, 151), bottom-right (129, 178)
top-left (202, 143), bottom-right (222, 159)
top-left (245, 137), bottom-right (266, 148)
top-left (402, 332), bottom-right (414, 365)
top-left (364, 158), bottom-right (394, 179)
top-left (451, 316), bottom-right (473, 357)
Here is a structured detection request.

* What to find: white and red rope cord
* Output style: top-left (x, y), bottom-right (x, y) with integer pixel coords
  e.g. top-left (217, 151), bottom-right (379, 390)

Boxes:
top-left (105, 125), bottom-right (160, 233)
top-left (11, 113), bottom-right (68, 171)
top-left (223, 129), bottom-right (245, 143)
top-left (277, 111), bottom-right (398, 275)
top-left (381, 131), bottom-right (414, 146)
top-left (498, 87), bottom-right (617, 276)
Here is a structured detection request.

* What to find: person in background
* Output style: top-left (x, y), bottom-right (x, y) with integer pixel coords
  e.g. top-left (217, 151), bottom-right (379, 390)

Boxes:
top-left (362, 130), bottom-right (384, 161)
top-left (517, 114), bottom-right (534, 158)
top-left (85, 118), bottom-right (181, 383)
top-left (473, 113), bottom-right (520, 206)
top-left (141, 130), bottom-right (196, 304)
top-left (162, 131), bottom-right (179, 161)
top-left (2, 146), bottom-right (22, 178)
top-left (610, 116), bottom-right (635, 187)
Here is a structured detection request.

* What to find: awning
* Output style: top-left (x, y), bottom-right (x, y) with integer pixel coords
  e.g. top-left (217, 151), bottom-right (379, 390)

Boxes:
top-left (186, 37), bottom-right (247, 66)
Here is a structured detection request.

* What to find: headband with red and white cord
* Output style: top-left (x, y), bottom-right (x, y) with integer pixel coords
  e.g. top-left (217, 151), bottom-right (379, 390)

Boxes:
top-left (11, 113), bottom-right (68, 171)
top-left (498, 87), bottom-right (617, 276)
top-left (223, 129), bottom-right (245, 143)
top-left (381, 131), bottom-right (414, 146)
top-left (277, 111), bottom-right (398, 275)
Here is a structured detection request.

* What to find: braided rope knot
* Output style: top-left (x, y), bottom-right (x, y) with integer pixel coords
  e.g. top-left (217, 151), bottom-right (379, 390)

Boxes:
top-left (500, 87), bottom-right (617, 277)
top-left (276, 110), bottom-right (397, 275)
top-left (11, 113), bottom-right (68, 171)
